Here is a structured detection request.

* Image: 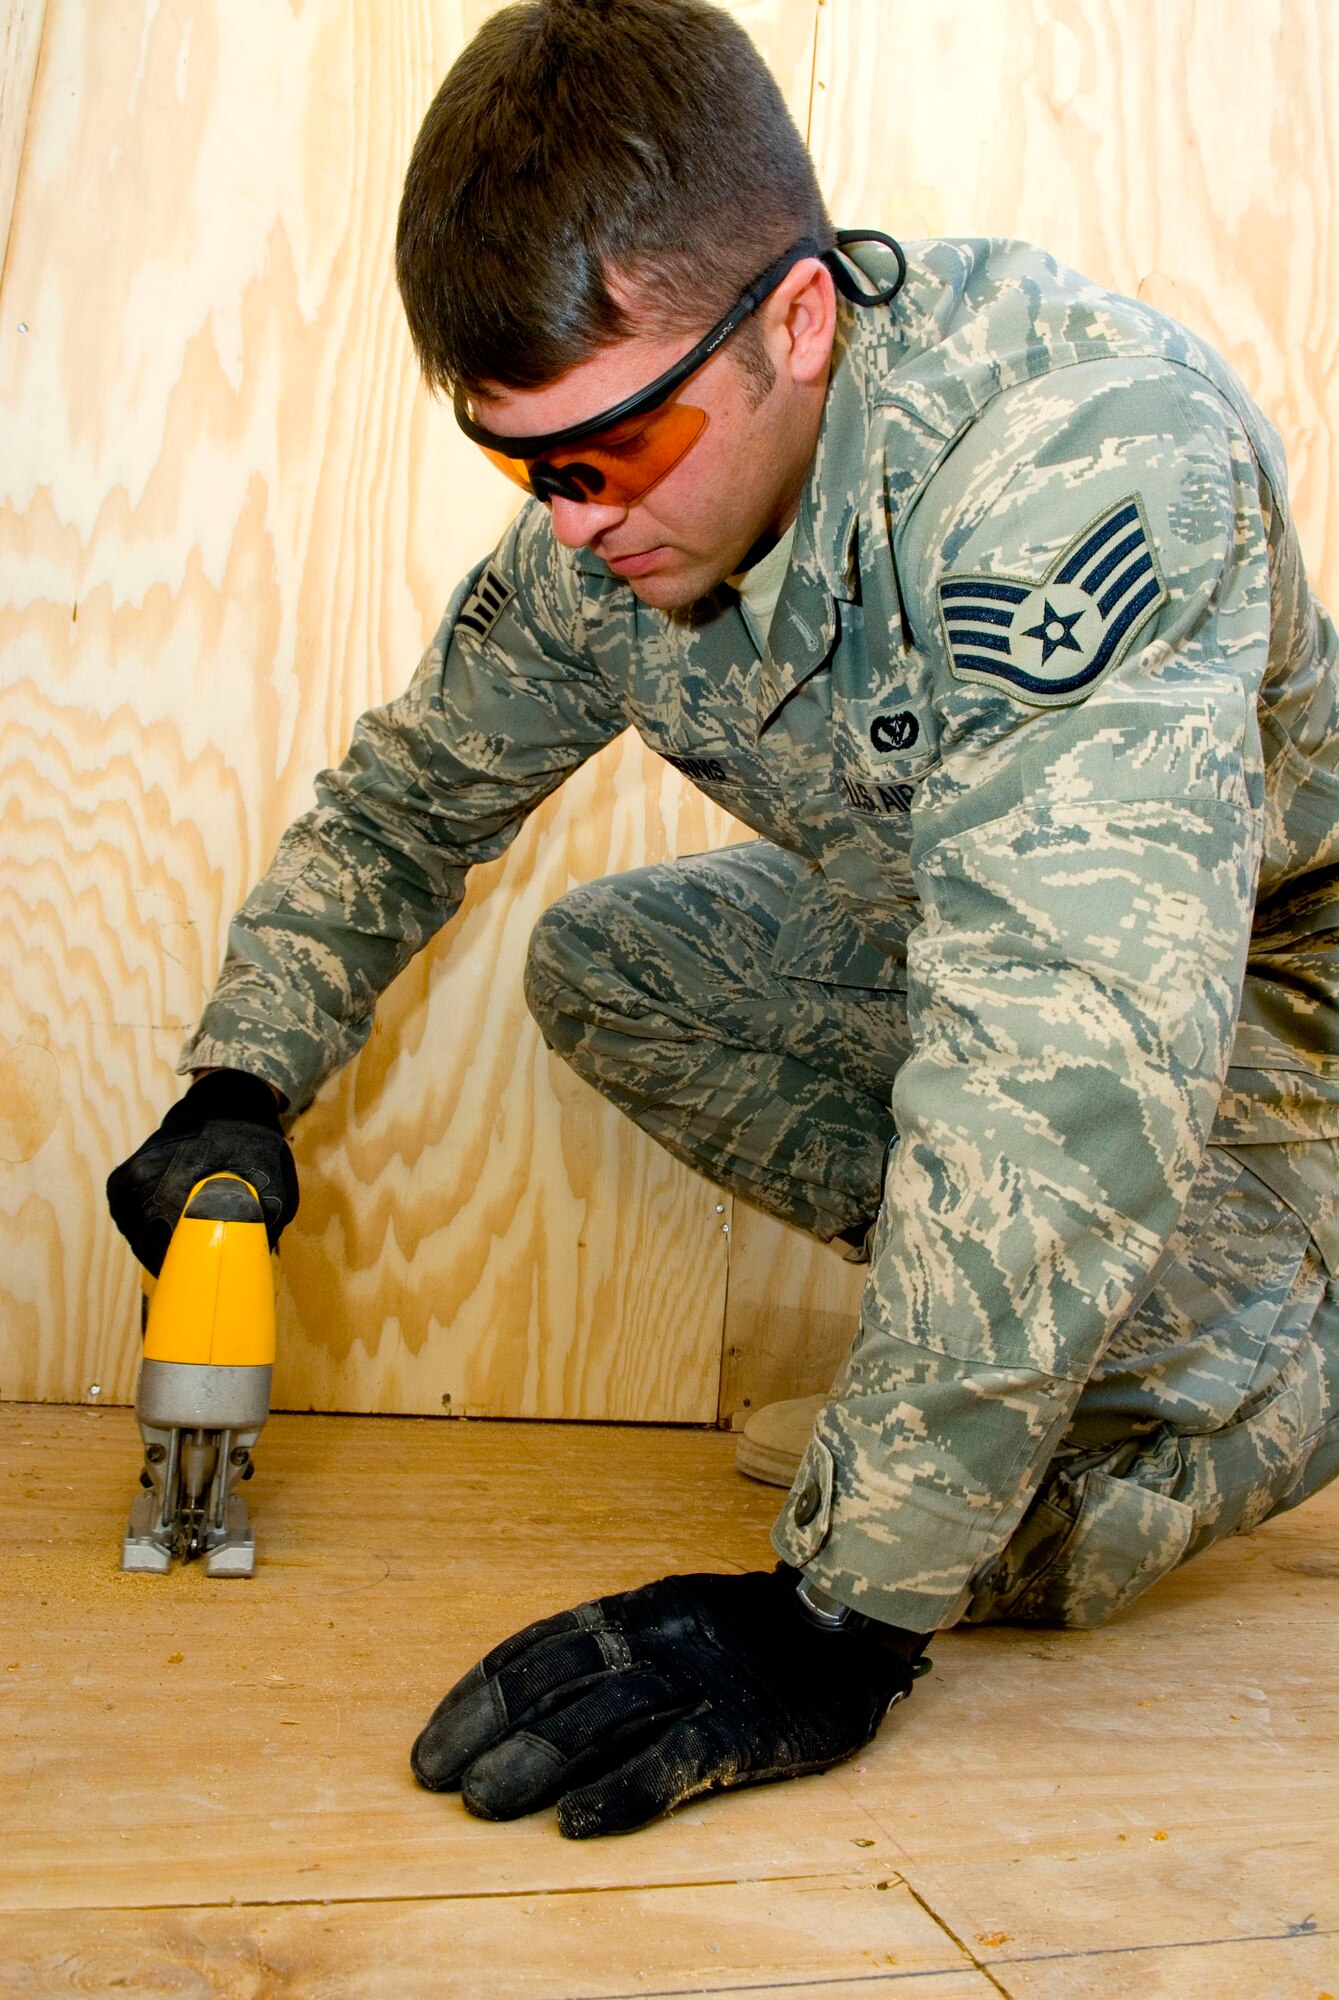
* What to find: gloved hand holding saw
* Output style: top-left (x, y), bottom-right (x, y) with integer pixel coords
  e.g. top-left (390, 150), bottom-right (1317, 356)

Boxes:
top-left (106, 1067), bottom-right (299, 1276)
top-left (411, 1563), bottom-right (930, 1837)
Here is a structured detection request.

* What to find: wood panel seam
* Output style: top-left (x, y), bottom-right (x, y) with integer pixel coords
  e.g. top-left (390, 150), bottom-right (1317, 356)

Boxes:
top-left (0, 0), bottom-right (48, 298)
top-left (803, 0), bottom-right (822, 143)
top-left (985, 1921), bottom-right (1339, 1971)
top-left (0, 1870), bottom-right (912, 1920)
top-left (898, 1878), bottom-right (1018, 1998)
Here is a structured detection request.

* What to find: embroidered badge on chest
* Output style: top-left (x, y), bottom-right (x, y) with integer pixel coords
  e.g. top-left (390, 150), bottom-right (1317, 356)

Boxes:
top-left (937, 494), bottom-right (1168, 707)
top-left (456, 563), bottom-right (514, 642)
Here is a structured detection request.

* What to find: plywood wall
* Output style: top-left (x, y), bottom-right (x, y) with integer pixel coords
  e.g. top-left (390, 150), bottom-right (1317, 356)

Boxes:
top-left (0, 0), bottom-right (811, 1419)
top-left (2, 1), bottom-right (1335, 1421)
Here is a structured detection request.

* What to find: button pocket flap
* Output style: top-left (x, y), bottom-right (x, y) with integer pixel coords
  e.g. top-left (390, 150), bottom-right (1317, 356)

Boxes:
top-left (775, 1434), bottom-right (836, 1565)
top-left (1011, 1470), bottom-right (1194, 1629)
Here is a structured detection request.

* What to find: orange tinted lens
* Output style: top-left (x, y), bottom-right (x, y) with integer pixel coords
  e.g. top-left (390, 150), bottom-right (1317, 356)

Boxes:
top-left (558, 404), bottom-right (707, 504)
top-left (480, 445), bottom-right (540, 492)
top-left (478, 404), bottom-right (707, 505)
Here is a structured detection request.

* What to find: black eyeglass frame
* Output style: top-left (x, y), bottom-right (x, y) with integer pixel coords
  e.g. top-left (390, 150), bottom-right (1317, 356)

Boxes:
top-left (453, 229), bottom-right (907, 460)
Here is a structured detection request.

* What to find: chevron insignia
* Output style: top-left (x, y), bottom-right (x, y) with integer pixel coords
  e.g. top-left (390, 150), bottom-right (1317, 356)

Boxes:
top-left (456, 563), bottom-right (514, 642)
top-left (937, 495), bottom-right (1168, 707)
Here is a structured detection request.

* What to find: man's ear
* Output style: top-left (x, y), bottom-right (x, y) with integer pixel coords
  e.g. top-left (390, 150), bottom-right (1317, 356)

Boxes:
top-left (764, 257), bottom-right (837, 388)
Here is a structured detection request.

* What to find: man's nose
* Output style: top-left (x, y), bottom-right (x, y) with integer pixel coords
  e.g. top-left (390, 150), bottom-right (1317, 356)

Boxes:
top-left (547, 493), bottom-right (629, 549)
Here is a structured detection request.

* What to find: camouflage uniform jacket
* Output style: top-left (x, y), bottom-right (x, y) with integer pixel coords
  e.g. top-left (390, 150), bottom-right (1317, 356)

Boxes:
top-left (181, 238), bottom-right (1339, 1628)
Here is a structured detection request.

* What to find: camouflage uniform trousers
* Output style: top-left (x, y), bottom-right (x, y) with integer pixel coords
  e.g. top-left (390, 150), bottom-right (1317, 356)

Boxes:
top-left (524, 839), bottom-right (1339, 1628)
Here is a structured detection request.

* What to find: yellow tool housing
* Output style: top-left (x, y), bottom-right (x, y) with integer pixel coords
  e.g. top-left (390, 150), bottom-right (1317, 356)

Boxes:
top-left (143, 1173), bottom-right (276, 1369)
top-left (122, 1171), bottom-right (277, 1576)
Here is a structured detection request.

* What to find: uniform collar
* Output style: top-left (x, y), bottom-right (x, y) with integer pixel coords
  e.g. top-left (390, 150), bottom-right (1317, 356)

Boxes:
top-left (758, 246), bottom-right (975, 724)
top-left (750, 306), bottom-right (877, 725)
top-left (788, 303), bottom-right (871, 604)
top-left (785, 240), bottom-right (962, 595)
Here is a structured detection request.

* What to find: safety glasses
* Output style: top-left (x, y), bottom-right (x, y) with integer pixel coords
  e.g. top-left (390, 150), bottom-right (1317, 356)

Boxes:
top-left (454, 231), bottom-right (906, 509)
top-left (474, 399), bottom-right (709, 508)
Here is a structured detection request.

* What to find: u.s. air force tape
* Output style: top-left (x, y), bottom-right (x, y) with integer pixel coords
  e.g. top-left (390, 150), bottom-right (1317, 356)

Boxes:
top-left (455, 564), bottom-right (514, 642)
top-left (937, 494), bottom-right (1169, 707)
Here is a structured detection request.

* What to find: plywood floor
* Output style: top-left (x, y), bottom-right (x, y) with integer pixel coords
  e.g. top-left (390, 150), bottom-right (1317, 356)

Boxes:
top-left (1, 1403), bottom-right (1337, 1999)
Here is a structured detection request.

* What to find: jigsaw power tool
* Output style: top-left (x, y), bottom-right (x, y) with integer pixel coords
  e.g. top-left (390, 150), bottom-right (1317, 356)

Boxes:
top-left (121, 1172), bottom-right (275, 1576)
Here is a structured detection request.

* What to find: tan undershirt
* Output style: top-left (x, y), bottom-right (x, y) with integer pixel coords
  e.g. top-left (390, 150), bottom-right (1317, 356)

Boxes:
top-left (728, 522), bottom-right (797, 654)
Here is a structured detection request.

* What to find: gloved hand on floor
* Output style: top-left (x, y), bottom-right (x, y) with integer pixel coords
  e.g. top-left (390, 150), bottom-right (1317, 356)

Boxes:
top-left (411, 1563), bottom-right (930, 1838)
top-left (106, 1067), bottom-right (299, 1276)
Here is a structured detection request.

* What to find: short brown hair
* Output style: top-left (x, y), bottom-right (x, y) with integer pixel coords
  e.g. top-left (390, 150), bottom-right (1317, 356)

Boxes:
top-left (395, 0), bottom-right (833, 399)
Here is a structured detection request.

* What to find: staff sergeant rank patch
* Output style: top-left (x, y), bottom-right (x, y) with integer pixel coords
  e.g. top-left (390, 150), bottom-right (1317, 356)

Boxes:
top-left (456, 563), bottom-right (514, 643)
top-left (937, 494), bottom-right (1168, 708)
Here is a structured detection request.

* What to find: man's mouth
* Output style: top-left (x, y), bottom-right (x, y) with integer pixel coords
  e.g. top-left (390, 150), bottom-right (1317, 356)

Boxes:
top-left (602, 546), bottom-right (666, 577)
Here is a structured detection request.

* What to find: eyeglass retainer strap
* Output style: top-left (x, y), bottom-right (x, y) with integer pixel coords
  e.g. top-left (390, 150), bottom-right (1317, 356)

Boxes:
top-left (455, 229), bottom-right (907, 459)
top-left (453, 236), bottom-right (826, 458)
top-left (823, 228), bottom-right (908, 307)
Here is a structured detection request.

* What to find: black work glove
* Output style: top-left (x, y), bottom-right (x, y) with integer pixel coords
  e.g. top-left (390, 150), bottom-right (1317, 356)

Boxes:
top-left (411, 1564), bottom-right (929, 1838)
top-left (106, 1068), bottom-right (299, 1276)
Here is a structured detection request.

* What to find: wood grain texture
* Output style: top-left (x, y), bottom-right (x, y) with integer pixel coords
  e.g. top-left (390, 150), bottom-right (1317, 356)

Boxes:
top-left (839, 1501), bottom-right (1339, 1988)
top-left (0, 1404), bottom-right (903, 1913)
top-left (0, 0), bottom-right (46, 290)
top-left (722, 0), bottom-right (1339, 1420)
top-left (0, 1891), bottom-right (999, 2000)
top-left (809, 0), bottom-right (1338, 598)
top-left (718, 1208), bottom-right (864, 1422)
top-left (1, 1404), bottom-right (1337, 1997)
top-left (0, 0), bottom-right (816, 1416)
top-left (1006, 1935), bottom-right (1339, 1999)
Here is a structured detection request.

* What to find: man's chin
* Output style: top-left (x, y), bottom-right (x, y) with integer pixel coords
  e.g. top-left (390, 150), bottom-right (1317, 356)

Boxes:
top-left (622, 561), bottom-right (729, 612)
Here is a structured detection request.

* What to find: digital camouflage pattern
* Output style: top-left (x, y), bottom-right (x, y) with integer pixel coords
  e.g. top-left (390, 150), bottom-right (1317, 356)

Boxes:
top-left (961, 1146), bottom-right (1338, 1628)
top-left (524, 848), bottom-right (1339, 1629)
top-left (180, 238), bottom-right (1339, 1629)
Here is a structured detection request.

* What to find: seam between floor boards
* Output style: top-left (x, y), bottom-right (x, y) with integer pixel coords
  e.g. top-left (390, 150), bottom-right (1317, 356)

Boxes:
top-left (0, 1867), bottom-right (913, 1916)
top-left (868, 1861), bottom-right (1336, 1981)
top-left (546, 1973), bottom-right (998, 1999)
top-left (992, 1918), bottom-right (1337, 1967)
top-left (899, 1878), bottom-right (1015, 1999)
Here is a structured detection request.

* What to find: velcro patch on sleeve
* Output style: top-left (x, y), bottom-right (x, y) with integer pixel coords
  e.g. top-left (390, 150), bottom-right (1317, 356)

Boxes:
top-left (937, 494), bottom-right (1168, 707)
top-left (455, 563), bottom-right (515, 643)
